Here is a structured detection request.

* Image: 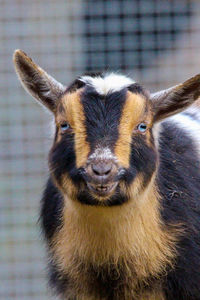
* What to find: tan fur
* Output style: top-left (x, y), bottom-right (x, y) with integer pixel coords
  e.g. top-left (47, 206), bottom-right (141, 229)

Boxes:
top-left (115, 92), bottom-right (152, 168)
top-left (53, 90), bottom-right (90, 197)
top-left (60, 90), bottom-right (90, 168)
top-left (52, 175), bottom-right (180, 299)
top-left (139, 288), bottom-right (165, 300)
top-left (62, 288), bottom-right (165, 300)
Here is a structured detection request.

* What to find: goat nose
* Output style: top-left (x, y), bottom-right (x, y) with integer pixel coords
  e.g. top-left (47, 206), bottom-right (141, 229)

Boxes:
top-left (92, 163), bottom-right (112, 177)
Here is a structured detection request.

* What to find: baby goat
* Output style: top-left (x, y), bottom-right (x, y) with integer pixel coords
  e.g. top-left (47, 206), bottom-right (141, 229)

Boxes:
top-left (14, 50), bottom-right (200, 300)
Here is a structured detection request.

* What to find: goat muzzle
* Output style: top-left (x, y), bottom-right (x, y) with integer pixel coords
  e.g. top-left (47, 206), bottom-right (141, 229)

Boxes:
top-left (85, 161), bottom-right (119, 197)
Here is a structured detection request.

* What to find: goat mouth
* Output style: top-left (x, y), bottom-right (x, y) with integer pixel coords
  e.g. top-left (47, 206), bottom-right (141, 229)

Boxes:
top-left (87, 182), bottom-right (118, 197)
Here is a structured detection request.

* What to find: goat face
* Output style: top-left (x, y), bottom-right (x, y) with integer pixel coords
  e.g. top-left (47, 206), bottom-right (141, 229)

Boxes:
top-left (48, 78), bottom-right (157, 206)
top-left (13, 50), bottom-right (200, 206)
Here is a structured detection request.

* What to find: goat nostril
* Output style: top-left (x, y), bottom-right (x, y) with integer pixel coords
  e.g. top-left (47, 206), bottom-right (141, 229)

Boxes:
top-left (92, 163), bottom-right (112, 177)
top-left (93, 167), bottom-right (101, 176)
top-left (105, 169), bottom-right (111, 175)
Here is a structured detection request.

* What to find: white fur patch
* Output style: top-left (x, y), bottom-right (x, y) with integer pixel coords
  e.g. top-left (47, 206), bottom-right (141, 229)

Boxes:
top-left (166, 110), bottom-right (200, 160)
top-left (88, 147), bottom-right (117, 163)
top-left (152, 123), bottom-right (162, 150)
top-left (80, 73), bottom-right (134, 95)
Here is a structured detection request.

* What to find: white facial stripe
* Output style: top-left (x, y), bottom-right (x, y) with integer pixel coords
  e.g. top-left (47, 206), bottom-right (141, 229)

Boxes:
top-left (88, 148), bottom-right (118, 163)
top-left (81, 73), bottom-right (134, 95)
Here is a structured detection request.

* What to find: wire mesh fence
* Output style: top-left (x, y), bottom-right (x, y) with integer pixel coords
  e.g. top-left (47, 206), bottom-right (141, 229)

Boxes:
top-left (1, 0), bottom-right (200, 299)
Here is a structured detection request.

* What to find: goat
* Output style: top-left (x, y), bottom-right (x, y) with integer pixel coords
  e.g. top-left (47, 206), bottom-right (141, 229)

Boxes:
top-left (13, 49), bottom-right (200, 300)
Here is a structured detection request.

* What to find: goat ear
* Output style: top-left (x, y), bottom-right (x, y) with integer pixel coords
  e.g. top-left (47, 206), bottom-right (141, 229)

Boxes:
top-left (151, 74), bottom-right (200, 122)
top-left (13, 49), bottom-right (66, 112)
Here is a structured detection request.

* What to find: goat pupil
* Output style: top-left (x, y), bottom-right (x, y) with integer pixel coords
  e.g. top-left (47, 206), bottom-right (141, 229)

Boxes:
top-left (61, 123), bottom-right (69, 132)
top-left (138, 123), bottom-right (147, 132)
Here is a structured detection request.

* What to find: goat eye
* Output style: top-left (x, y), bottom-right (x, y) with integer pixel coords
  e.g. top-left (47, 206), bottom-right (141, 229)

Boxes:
top-left (137, 123), bottom-right (147, 133)
top-left (60, 123), bottom-right (70, 132)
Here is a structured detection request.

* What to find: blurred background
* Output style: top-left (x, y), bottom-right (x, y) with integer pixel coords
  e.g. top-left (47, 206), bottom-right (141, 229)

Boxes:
top-left (1, 0), bottom-right (200, 299)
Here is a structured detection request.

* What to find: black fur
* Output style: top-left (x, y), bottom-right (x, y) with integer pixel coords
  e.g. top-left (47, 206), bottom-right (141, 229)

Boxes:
top-left (65, 78), bottom-right (86, 93)
top-left (124, 134), bottom-right (157, 186)
top-left (81, 86), bottom-right (126, 151)
top-left (49, 132), bottom-right (81, 185)
top-left (49, 261), bottom-right (69, 297)
top-left (127, 83), bottom-right (149, 99)
top-left (40, 177), bottom-right (64, 241)
top-left (157, 121), bottom-right (200, 300)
